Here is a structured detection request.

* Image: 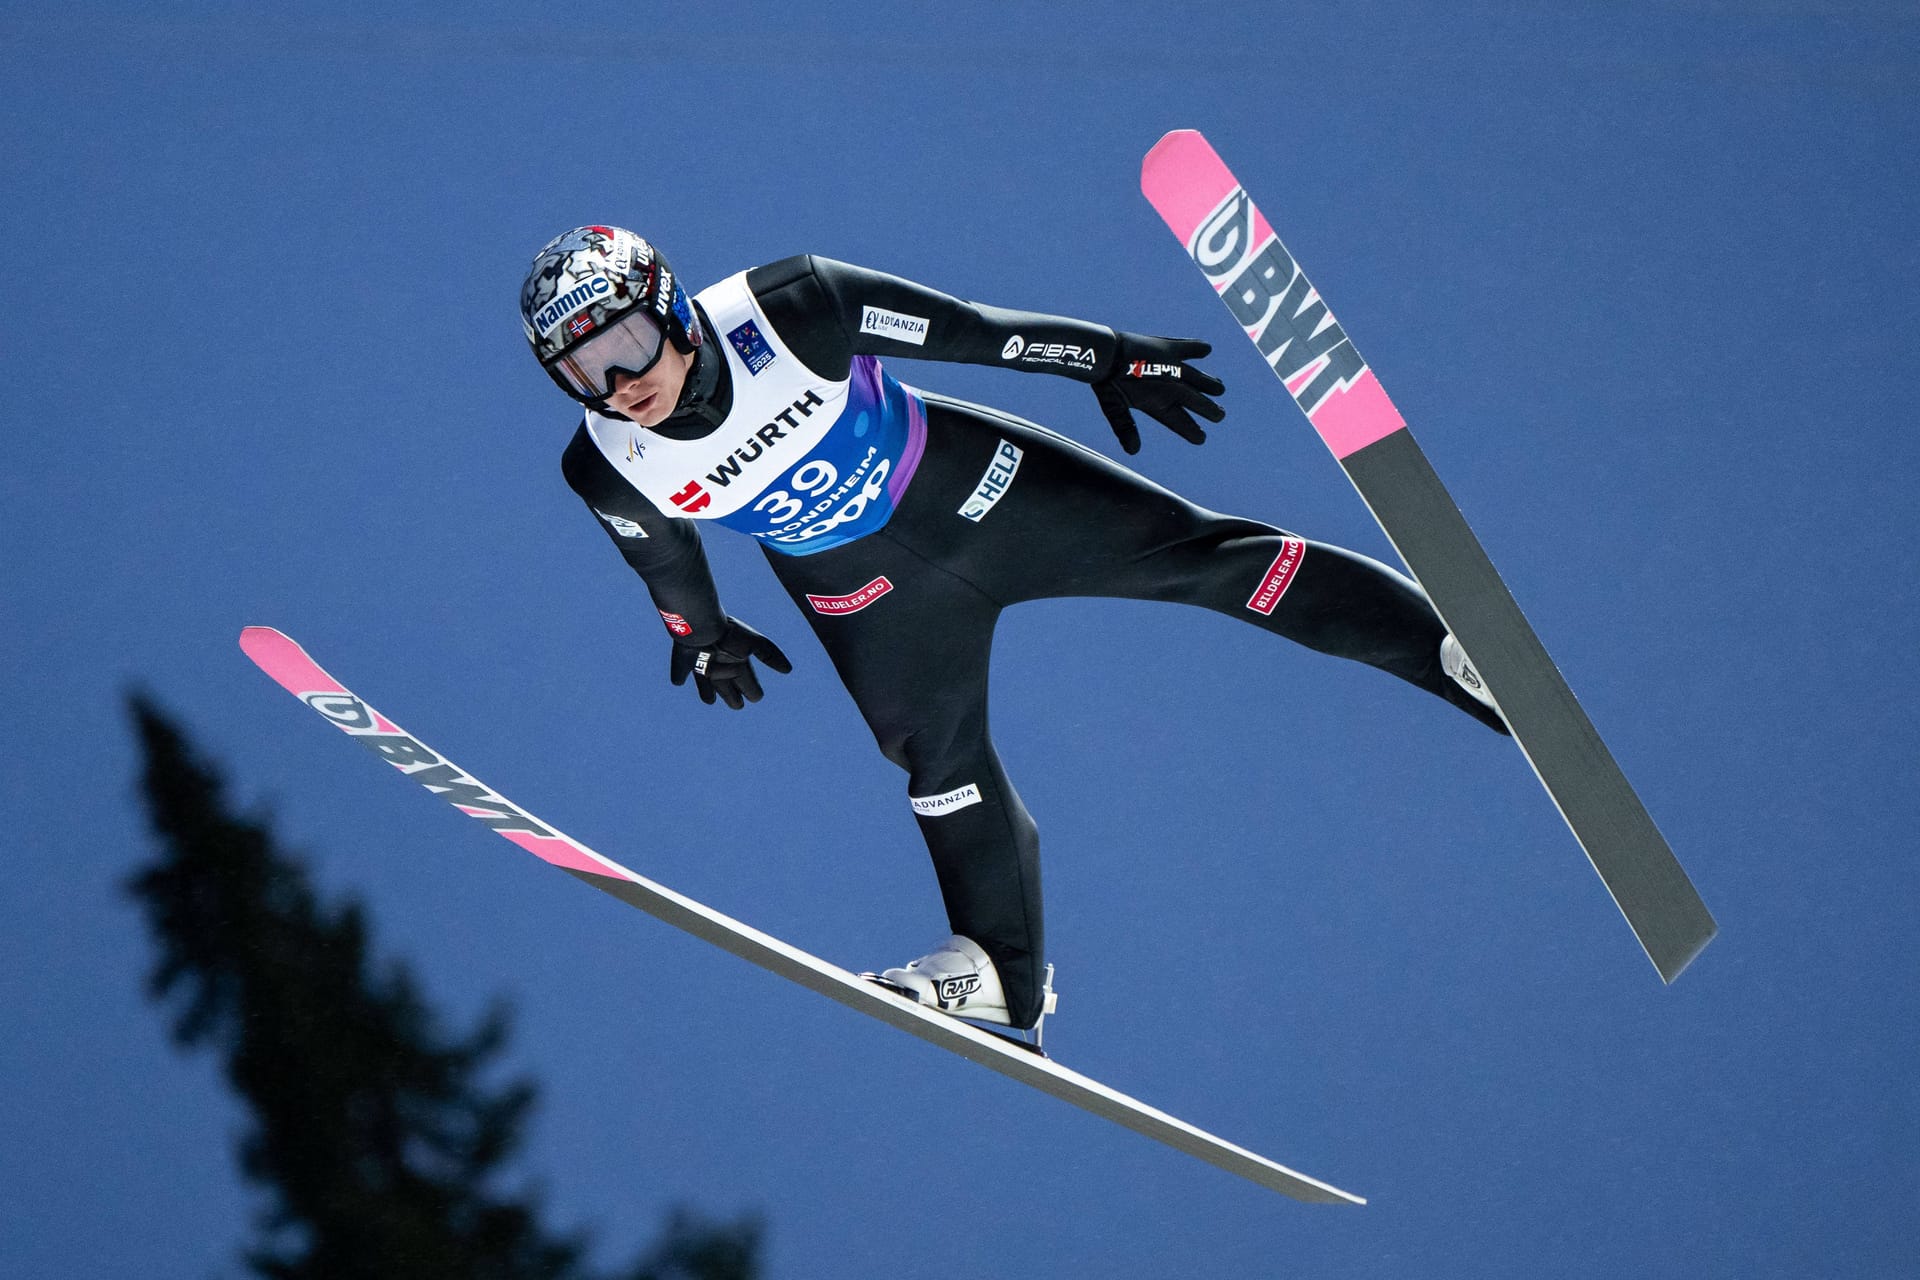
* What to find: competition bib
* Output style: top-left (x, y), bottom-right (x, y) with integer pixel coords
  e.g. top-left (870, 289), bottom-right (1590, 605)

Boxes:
top-left (586, 271), bottom-right (925, 555)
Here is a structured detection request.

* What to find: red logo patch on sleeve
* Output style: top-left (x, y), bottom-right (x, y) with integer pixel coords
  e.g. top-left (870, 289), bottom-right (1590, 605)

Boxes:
top-left (1246, 537), bottom-right (1306, 615)
top-left (805, 576), bottom-right (894, 616)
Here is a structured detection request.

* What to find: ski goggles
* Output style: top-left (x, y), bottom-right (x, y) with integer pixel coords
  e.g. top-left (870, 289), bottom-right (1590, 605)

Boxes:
top-left (546, 308), bottom-right (667, 401)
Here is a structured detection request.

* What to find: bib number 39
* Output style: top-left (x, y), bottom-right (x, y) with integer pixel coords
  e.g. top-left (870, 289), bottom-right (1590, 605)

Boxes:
top-left (753, 459), bottom-right (839, 525)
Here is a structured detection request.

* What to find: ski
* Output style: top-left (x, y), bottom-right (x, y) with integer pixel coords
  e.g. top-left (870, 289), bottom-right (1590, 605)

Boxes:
top-left (238, 626), bottom-right (1362, 1205)
top-left (1141, 130), bottom-right (1715, 983)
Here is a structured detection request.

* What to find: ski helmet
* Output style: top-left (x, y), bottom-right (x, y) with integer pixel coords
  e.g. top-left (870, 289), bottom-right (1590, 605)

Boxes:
top-left (520, 225), bottom-right (701, 404)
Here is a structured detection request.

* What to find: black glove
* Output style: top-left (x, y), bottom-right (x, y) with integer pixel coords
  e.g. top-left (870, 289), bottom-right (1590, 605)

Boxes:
top-left (1091, 333), bottom-right (1226, 455)
top-left (669, 618), bottom-right (793, 709)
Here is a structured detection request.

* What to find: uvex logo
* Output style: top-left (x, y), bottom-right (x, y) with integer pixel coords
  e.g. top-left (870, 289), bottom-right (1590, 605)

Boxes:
top-left (1193, 187), bottom-right (1367, 417)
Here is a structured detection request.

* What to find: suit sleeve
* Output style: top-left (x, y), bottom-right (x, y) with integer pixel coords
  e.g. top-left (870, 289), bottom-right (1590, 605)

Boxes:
top-left (561, 423), bottom-right (728, 646)
top-left (745, 254), bottom-right (1122, 384)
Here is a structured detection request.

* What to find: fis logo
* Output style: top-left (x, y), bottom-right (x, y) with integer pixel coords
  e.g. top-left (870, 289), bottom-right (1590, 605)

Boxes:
top-left (1193, 188), bottom-right (1367, 417)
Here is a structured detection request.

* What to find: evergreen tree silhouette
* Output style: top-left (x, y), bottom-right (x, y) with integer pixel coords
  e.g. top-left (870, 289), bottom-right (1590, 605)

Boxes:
top-left (127, 695), bottom-right (762, 1280)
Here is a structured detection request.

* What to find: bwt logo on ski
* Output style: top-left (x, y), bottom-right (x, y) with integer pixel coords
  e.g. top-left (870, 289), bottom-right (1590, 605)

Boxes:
top-left (300, 692), bottom-right (555, 839)
top-left (1191, 188), bottom-right (1368, 417)
top-left (304, 691), bottom-right (376, 731)
top-left (533, 275), bottom-right (612, 337)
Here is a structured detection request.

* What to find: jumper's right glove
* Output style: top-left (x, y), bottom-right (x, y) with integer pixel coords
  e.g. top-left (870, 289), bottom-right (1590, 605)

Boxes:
top-left (669, 617), bottom-right (793, 709)
top-left (1090, 332), bottom-right (1226, 455)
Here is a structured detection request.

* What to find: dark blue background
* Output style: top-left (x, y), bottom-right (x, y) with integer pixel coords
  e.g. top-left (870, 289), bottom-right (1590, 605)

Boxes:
top-left (4, 4), bottom-right (1915, 1275)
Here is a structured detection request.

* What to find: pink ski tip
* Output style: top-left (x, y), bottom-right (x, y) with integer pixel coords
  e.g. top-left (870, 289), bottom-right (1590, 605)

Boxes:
top-left (1143, 128), bottom-right (1206, 168)
top-left (240, 625), bottom-right (302, 667)
top-left (1140, 129), bottom-right (1242, 246)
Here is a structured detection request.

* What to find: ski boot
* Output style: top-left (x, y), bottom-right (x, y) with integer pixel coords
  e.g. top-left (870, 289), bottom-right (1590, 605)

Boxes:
top-left (1441, 633), bottom-right (1499, 713)
top-left (863, 935), bottom-right (1058, 1047)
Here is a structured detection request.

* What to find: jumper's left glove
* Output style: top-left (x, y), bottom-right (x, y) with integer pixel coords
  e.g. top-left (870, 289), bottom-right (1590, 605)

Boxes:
top-left (1091, 333), bottom-right (1226, 455)
top-left (669, 617), bottom-right (793, 710)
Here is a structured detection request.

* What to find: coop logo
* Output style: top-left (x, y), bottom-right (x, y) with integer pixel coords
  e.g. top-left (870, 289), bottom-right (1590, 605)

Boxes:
top-left (301, 692), bottom-right (555, 839)
top-left (533, 275), bottom-right (612, 337)
top-left (910, 783), bottom-right (982, 816)
top-left (1246, 536), bottom-right (1306, 615)
top-left (1191, 186), bottom-right (1367, 417)
top-left (806, 575), bottom-right (894, 615)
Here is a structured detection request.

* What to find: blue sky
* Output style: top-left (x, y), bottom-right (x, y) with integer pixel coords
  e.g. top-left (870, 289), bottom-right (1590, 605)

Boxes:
top-left (4, 3), bottom-right (1916, 1276)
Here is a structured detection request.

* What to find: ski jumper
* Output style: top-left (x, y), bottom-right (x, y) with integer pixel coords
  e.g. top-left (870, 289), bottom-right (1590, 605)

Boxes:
top-left (561, 255), bottom-right (1503, 1028)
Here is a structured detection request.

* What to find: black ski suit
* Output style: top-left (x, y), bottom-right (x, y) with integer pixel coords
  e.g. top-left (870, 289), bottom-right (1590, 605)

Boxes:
top-left (561, 255), bottom-right (1502, 1028)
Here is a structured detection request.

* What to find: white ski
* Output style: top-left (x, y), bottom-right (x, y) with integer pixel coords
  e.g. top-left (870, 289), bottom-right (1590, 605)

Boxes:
top-left (238, 626), bottom-right (1362, 1205)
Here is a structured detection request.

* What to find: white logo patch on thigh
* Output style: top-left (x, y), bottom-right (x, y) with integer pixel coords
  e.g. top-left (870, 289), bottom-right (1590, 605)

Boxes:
top-left (958, 439), bottom-right (1023, 522)
top-left (910, 783), bottom-right (983, 816)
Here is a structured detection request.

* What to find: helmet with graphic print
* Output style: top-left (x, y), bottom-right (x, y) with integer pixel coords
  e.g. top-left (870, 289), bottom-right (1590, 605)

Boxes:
top-left (519, 225), bottom-right (702, 405)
